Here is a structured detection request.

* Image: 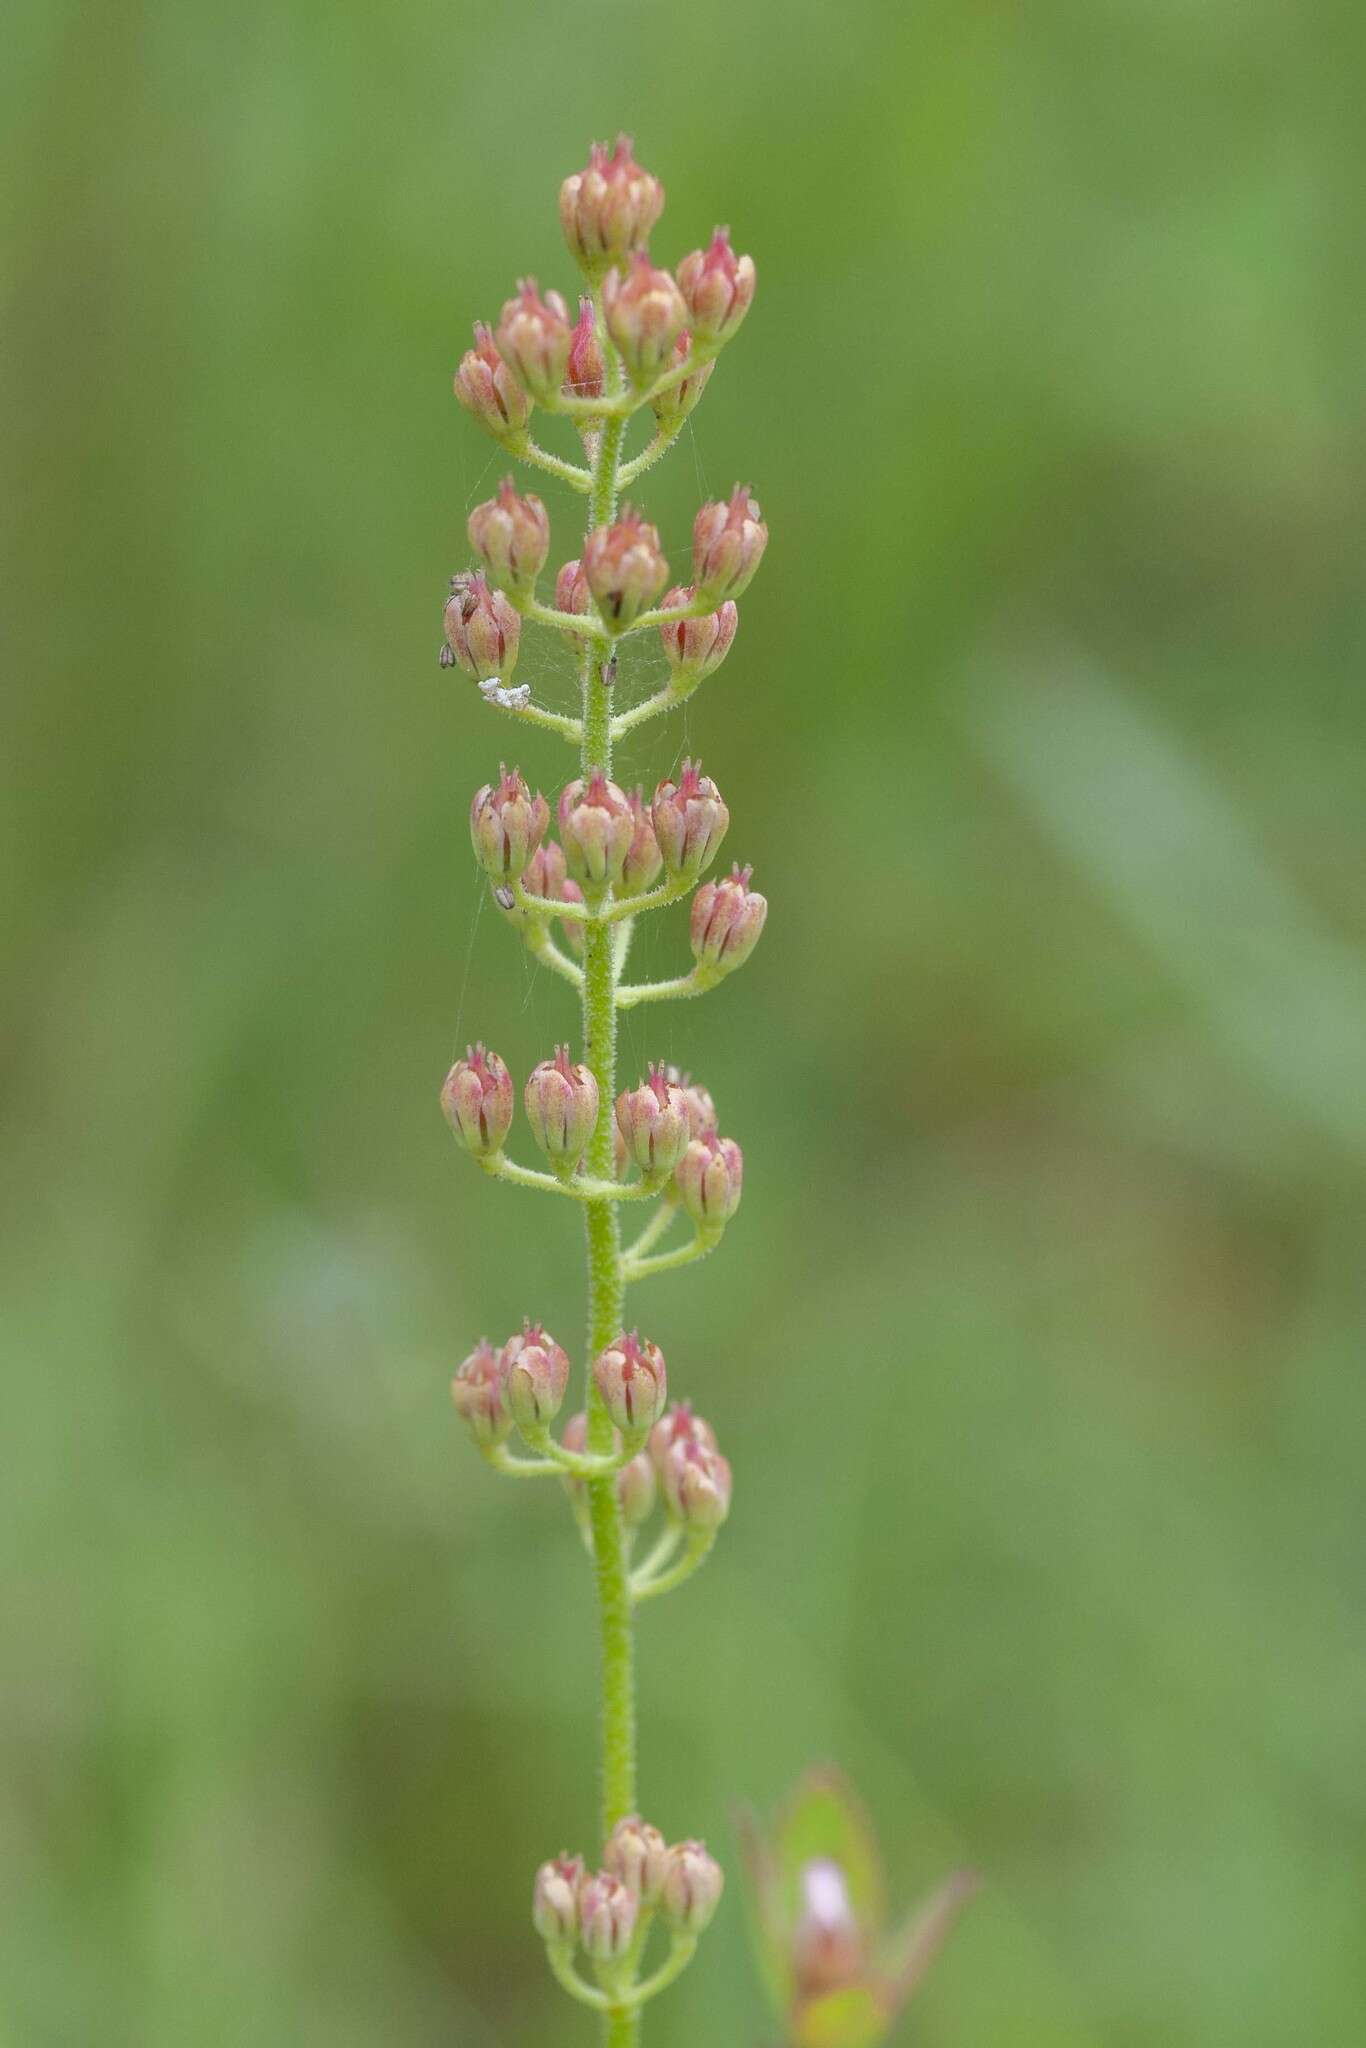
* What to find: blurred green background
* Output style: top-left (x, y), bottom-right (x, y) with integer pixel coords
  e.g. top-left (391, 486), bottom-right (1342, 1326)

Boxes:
top-left (5, 0), bottom-right (1366, 2042)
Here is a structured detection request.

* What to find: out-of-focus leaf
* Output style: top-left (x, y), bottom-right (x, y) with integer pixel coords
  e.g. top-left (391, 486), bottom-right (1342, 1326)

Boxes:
top-left (794, 1985), bottom-right (887, 2048)
top-left (878, 1866), bottom-right (981, 2013)
top-left (737, 1801), bottom-right (794, 2016)
top-left (772, 1768), bottom-right (887, 1950)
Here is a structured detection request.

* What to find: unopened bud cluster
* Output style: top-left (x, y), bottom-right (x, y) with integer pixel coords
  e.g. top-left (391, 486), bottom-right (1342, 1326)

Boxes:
top-left (534, 1819), bottom-right (724, 1966)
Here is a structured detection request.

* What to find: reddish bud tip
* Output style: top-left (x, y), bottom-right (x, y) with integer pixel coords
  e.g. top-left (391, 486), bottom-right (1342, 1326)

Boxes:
top-left (443, 572), bottom-right (521, 682)
top-left (453, 323), bottom-right (533, 442)
top-left (469, 765), bottom-right (549, 882)
top-left (499, 1318), bottom-right (571, 1434)
top-left (559, 135), bottom-right (665, 280)
top-left (582, 508), bottom-right (669, 630)
top-left (451, 1337), bottom-right (512, 1445)
top-left (593, 1330), bottom-right (668, 1437)
top-left (603, 253), bottom-right (688, 388)
top-left (441, 1043), bottom-right (514, 1158)
top-left (524, 1046), bottom-right (599, 1172)
top-left (692, 486), bottom-right (768, 602)
top-left (690, 864), bottom-right (767, 975)
top-left (676, 227), bottom-right (756, 345)
top-left (494, 277), bottom-right (573, 402)
top-left (557, 774), bottom-right (635, 886)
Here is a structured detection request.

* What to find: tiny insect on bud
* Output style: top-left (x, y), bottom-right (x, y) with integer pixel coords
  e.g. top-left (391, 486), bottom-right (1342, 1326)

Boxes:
top-left (618, 788), bottom-right (663, 896)
top-left (524, 1046), bottom-right (599, 1172)
top-left (653, 760), bottom-right (730, 881)
top-left (499, 1319), bottom-right (571, 1433)
top-left (469, 765), bottom-right (550, 882)
top-left (690, 863), bottom-right (767, 975)
top-left (467, 478), bottom-right (550, 596)
top-left (443, 573), bottom-right (520, 682)
top-left (454, 322), bottom-right (533, 442)
top-left (675, 1131), bottom-right (743, 1228)
top-left (579, 1871), bottom-right (639, 1961)
top-left (604, 1816), bottom-right (670, 1904)
top-left (451, 1338), bottom-right (512, 1445)
top-left (648, 1400), bottom-right (719, 1476)
top-left (650, 331), bottom-right (714, 429)
top-left (494, 277), bottom-right (573, 402)
top-left (603, 253), bottom-right (688, 388)
top-left (660, 1840), bottom-right (725, 1935)
top-left (692, 484), bottom-right (769, 603)
top-left (617, 1448), bottom-right (657, 1526)
top-left (593, 1330), bottom-right (668, 1437)
top-left (441, 1043), bottom-right (514, 1158)
top-left (662, 1438), bottom-right (733, 1531)
top-left (676, 227), bottom-right (756, 346)
top-left (582, 508), bottom-right (669, 630)
top-left (533, 1854), bottom-right (585, 1947)
top-left (560, 134), bottom-right (664, 281)
top-left (564, 296), bottom-right (605, 402)
top-left (558, 773), bottom-right (635, 888)
top-left (657, 585), bottom-right (737, 687)
top-left (615, 1065), bottom-right (690, 1178)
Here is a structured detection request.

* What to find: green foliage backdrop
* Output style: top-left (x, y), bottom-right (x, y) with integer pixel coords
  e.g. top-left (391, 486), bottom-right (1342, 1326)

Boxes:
top-left (5, 1), bottom-right (1365, 2041)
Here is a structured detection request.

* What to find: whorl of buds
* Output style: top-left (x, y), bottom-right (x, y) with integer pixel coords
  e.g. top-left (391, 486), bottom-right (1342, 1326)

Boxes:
top-left (691, 864), bottom-right (767, 975)
top-left (494, 278), bottom-right (572, 402)
top-left (451, 1338), bottom-right (511, 1445)
top-left (524, 1046), bottom-right (599, 1172)
top-left (454, 323), bottom-right (532, 442)
top-left (441, 1043), bottom-right (514, 1158)
top-left (532, 1855), bottom-right (584, 1946)
top-left (662, 1437), bottom-right (734, 1531)
top-left (653, 760), bottom-right (730, 880)
top-left (499, 1320), bottom-right (571, 1433)
top-left (661, 1840), bottom-right (725, 1934)
top-left (692, 485), bottom-right (769, 603)
top-left (579, 1872), bottom-right (639, 1961)
top-left (582, 508), bottom-right (669, 629)
top-left (469, 765), bottom-right (549, 882)
top-left (657, 586), bottom-right (737, 686)
top-left (443, 573), bottom-right (520, 682)
top-left (651, 331), bottom-right (715, 428)
top-left (677, 227), bottom-right (756, 346)
top-left (558, 773), bottom-right (635, 887)
top-left (603, 253), bottom-right (688, 387)
top-left (617, 1448), bottom-right (657, 1527)
top-left (604, 1816), bottom-right (670, 1905)
top-left (559, 135), bottom-right (664, 280)
top-left (467, 479), bottom-right (550, 596)
top-left (649, 1400), bottom-right (719, 1476)
top-left (593, 1330), bottom-right (668, 1437)
top-left (564, 296), bottom-right (605, 402)
top-left (615, 1064), bottom-right (690, 1178)
top-left (675, 1132), bottom-right (744, 1228)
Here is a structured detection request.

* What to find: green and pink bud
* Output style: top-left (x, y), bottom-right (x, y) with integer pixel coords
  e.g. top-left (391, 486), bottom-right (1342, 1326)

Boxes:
top-left (603, 252), bottom-right (687, 387)
top-left (676, 227), bottom-right (756, 346)
top-left (517, 841), bottom-right (585, 953)
top-left (494, 277), bottom-right (572, 402)
top-left (559, 134), bottom-right (664, 281)
top-left (524, 1046), bottom-right (599, 1173)
top-left (691, 863), bottom-right (767, 974)
top-left (657, 585), bottom-right (737, 686)
top-left (553, 557), bottom-right (594, 640)
top-left (653, 760), bottom-right (730, 880)
top-left (593, 1330), bottom-right (668, 1437)
top-left (649, 1400), bottom-right (719, 1476)
top-left (615, 1064), bottom-right (690, 1178)
top-left (453, 323), bottom-right (532, 442)
top-left (469, 765), bottom-right (549, 882)
top-left (558, 773), bottom-right (635, 887)
top-left (467, 478), bottom-right (550, 596)
top-left (618, 788), bottom-right (663, 896)
top-left (617, 1448), bottom-right (657, 1527)
top-left (675, 1131), bottom-right (744, 1228)
top-left (499, 1319), bottom-right (571, 1433)
top-left (440, 1043), bottom-right (514, 1158)
top-left (564, 296), bottom-right (605, 402)
top-left (650, 331), bottom-right (714, 428)
top-left (451, 1338), bottom-right (512, 1445)
top-left (582, 508), bottom-right (669, 629)
top-left (443, 573), bottom-right (520, 682)
top-left (692, 485), bottom-right (768, 602)
top-left (661, 1437), bottom-right (733, 1530)
top-left (604, 1816), bottom-right (670, 1905)
top-left (532, 1854), bottom-right (584, 1947)
top-left (661, 1840), bottom-right (725, 1934)
top-left (579, 1871), bottom-right (639, 1961)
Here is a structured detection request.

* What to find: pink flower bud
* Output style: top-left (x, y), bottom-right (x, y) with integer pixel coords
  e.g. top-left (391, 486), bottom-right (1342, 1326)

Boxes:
top-left (660, 1070), bottom-right (718, 1140)
top-left (579, 1871), bottom-right (639, 1961)
top-left (690, 863), bottom-right (767, 974)
top-left (582, 508), bottom-right (669, 629)
top-left (558, 773), bottom-right (635, 887)
top-left (559, 134), bottom-right (664, 280)
top-left (499, 1319), bottom-right (571, 1433)
top-left (494, 277), bottom-right (573, 402)
top-left (467, 478), bottom-right (550, 596)
top-left (657, 585), bottom-right (738, 686)
top-left (650, 331), bottom-right (714, 427)
top-left (617, 1448), bottom-right (657, 1527)
top-left (793, 1858), bottom-right (866, 1996)
top-left (532, 1854), bottom-right (584, 1946)
top-left (440, 1043), bottom-right (514, 1158)
top-left (524, 1046), bottom-right (599, 1171)
top-left (692, 485), bottom-right (768, 602)
top-left (454, 323), bottom-right (532, 441)
top-left (652, 760), bottom-right (730, 881)
top-left (451, 1338), bottom-right (512, 1445)
top-left (553, 557), bottom-right (595, 644)
top-left (676, 227), bottom-right (756, 346)
top-left (516, 842), bottom-right (585, 953)
top-left (661, 1840), bottom-right (725, 1934)
top-left (603, 252), bottom-right (687, 387)
top-left (675, 1132), bottom-right (744, 1228)
top-left (469, 764), bottom-right (549, 882)
top-left (604, 1816), bottom-right (670, 1904)
top-left (615, 1064), bottom-right (690, 1178)
top-left (593, 1330), bottom-right (668, 1436)
top-left (443, 572), bottom-right (520, 682)
top-left (564, 296), bottom-right (605, 401)
top-left (619, 788), bottom-right (663, 896)
top-left (661, 1438), bottom-right (733, 1531)
top-left (648, 1400), bottom-right (719, 1476)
